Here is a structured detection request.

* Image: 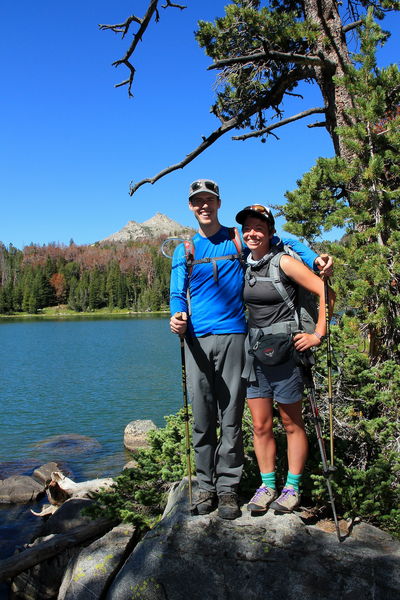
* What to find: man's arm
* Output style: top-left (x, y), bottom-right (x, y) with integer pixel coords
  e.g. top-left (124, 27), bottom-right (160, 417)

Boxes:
top-left (170, 244), bottom-right (189, 335)
top-left (275, 236), bottom-right (333, 275)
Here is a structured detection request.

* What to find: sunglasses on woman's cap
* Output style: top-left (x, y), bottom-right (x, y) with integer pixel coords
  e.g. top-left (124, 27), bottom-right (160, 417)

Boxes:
top-left (235, 204), bottom-right (275, 227)
top-left (189, 179), bottom-right (220, 199)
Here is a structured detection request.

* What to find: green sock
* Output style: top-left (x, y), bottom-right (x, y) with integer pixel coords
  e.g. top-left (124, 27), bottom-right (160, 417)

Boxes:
top-left (285, 471), bottom-right (302, 492)
top-left (261, 471), bottom-right (276, 489)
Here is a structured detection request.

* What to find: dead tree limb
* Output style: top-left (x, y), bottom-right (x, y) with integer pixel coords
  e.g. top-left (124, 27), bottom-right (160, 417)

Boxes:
top-left (0, 519), bottom-right (116, 582)
top-left (161, 1), bottom-right (186, 8)
top-left (99, 0), bottom-right (186, 96)
top-left (129, 68), bottom-right (314, 194)
top-left (232, 107), bottom-right (326, 140)
top-left (129, 113), bottom-right (246, 195)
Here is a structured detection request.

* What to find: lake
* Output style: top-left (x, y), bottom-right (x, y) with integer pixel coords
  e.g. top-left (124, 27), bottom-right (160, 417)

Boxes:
top-left (0, 315), bottom-right (183, 563)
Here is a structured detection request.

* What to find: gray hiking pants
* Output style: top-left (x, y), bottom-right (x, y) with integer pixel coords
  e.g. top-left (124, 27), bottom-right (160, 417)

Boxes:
top-left (184, 333), bottom-right (246, 494)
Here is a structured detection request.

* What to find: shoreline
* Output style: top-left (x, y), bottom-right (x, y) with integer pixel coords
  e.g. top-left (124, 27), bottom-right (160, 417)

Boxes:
top-left (0, 308), bottom-right (170, 320)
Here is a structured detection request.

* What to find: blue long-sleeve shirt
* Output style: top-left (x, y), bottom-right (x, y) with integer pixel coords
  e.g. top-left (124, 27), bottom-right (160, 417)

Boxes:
top-left (170, 226), bottom-right (317, 337)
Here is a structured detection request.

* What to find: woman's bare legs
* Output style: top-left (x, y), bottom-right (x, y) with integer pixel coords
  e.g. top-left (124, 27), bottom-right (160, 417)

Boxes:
top-left (278, 399), bottom-right (308, 475)
top-left (247, 397), bottom-right (276, 473)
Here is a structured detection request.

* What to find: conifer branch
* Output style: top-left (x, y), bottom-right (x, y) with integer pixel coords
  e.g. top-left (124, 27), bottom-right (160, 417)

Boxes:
top-left (208, 51), bottom-right (336, 70)
top-left (232, 107), bottom-right (326, 140)
top-left (343, 20), bottom-right (363, 33)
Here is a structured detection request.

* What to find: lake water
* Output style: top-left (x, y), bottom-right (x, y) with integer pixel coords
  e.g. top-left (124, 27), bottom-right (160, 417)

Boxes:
top-left (0, 315), bottom-right (183, 564)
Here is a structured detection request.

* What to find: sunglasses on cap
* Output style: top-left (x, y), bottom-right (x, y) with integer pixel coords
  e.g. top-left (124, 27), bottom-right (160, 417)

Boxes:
top-left (235, 204), bottom-right (275, 227)
top-left (243, 204), bottom-right (272, 216)
top-left (189, 180), bottom-right (219, 195)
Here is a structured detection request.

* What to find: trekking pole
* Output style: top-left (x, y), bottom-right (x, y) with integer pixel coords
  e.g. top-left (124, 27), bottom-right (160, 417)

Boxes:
top-left (324, 278), bottom-right (334, 467)
top-left (160, 240), bottom-right (194, 506)
top-left (175, 313), bottom-right (193, 507)
top-left (304, 367), bottom-right (342, 542)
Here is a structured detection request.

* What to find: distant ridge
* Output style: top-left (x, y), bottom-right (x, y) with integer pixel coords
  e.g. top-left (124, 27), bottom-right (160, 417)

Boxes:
top-left (99, 213), bottom-right (195, 243)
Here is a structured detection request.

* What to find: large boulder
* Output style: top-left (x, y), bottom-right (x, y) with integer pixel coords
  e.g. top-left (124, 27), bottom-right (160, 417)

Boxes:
top-left (0, 476), bottom-right (45, 504)
top-left (106, 479), bottom-right (400, 600)
top-left (123, 420), bottom-right (157, 452)
top-left (32, 462), bottom-right (62, 485)
top-left (58, 523), bottom-right (137, 600)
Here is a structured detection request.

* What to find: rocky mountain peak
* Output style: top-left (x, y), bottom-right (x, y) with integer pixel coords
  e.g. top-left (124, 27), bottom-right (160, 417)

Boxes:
top-left (99, 213), bottom-right (194, 244)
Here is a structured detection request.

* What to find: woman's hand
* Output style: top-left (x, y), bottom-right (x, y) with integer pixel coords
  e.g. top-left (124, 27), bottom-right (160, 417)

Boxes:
top-left (293, 332), bottom-right (321, 352)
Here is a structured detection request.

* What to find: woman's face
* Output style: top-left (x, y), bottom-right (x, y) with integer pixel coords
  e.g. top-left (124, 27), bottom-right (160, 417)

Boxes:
top-left (242, 216), bottom-right (272, 257)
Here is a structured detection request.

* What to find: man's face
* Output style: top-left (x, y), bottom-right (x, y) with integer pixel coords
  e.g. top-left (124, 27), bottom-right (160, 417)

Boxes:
top-left (189, 192), bottom-right (221, 226)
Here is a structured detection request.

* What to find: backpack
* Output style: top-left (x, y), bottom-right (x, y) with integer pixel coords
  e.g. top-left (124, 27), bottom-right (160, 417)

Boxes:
top-left (183, 226), bottom-right (243, 283)
top-left (245, 246), bottom-right (318, 334)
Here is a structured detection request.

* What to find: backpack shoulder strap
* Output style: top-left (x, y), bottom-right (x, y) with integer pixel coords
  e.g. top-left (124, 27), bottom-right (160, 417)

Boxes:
top-left (183, 239), bottom-right (195, 276)
top-left (228, 226), bottom-right (243, 255)
top-left (268, 252), bottom-right (300, 328)
top-left (184, 228), bottom-right (243, 282)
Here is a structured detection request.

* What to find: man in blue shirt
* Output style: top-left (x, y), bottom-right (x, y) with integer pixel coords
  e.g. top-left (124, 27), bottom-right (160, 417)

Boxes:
top-left (170, 179), bottom-right (332, 519)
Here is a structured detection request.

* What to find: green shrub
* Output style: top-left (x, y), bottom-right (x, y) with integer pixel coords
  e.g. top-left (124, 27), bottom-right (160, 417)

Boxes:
top-left (88, 324), bottom-right (400, 537)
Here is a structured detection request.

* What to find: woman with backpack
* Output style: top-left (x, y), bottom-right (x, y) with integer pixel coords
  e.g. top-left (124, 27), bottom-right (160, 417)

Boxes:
top-left (235, 204), bottom-right (335, 514)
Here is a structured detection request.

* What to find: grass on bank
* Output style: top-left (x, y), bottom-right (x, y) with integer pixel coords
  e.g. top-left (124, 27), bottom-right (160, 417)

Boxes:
top-left (0, 305), bottom-right (170, 319)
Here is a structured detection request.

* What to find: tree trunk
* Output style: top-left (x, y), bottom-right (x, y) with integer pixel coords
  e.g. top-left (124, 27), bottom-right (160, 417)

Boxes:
top-left (304, 0), bottom-right (356, 160)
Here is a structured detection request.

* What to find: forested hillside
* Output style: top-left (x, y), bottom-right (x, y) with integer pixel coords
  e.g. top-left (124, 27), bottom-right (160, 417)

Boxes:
top-left (0, 239), bottom-right (171, 314)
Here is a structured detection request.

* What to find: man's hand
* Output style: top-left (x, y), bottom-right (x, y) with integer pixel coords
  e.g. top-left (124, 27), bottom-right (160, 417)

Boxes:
top-left (170, 311), bottom-right (188, 336)
top-left (315, 253), bottom-right (333, 278)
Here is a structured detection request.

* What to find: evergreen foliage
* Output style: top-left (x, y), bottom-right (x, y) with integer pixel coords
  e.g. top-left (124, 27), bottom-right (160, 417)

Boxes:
top-left (0, 239), bottom-right (172, 314)
top-left (85, 409), bottom-right (196, 529)
top-left (87, 394), bottom-right (399, 535)
top-left (275, 12), bottom-right (400, 534)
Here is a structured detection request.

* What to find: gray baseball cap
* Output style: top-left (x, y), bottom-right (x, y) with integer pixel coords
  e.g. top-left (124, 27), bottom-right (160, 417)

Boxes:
top-left (188, 179), bottom-right (220, 199)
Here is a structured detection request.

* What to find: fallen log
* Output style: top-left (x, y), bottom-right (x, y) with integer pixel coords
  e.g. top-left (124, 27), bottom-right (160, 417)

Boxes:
top-left (0, 518), bottom-right (115, 582)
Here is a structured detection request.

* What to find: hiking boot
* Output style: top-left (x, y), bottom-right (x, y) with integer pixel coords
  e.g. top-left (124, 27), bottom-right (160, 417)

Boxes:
top-left (218, 492), bottom-right (241, 520)
top-left (247, 485), bottom-right (278, 513)
top-left (193, 490), bottom-right (217, 515)
top-left (269, 485), bottom-right (301, 513)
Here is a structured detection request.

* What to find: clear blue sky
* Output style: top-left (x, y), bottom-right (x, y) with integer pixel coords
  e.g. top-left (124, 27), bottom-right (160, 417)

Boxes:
top-left (1, 1), bottom-right (398, 249)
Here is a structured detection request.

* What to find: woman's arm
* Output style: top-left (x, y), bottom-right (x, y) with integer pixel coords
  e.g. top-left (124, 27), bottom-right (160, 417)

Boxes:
top-left (280, 254), bottom-right (336, 352)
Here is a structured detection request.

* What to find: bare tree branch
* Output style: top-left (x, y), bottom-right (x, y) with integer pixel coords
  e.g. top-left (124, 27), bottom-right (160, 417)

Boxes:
top-left (208, 50), bottom-right (336, 71)
top-left (161, 1), bottom-right (186, 7)
top-left (343, 20), bottom-right (363, 33)
top-left (129, 99), bottom-right (274, 195)
top-left (232, 107), bottom-right (326, 140)
top-left (99, 1), bottom-right (186, 96)
top-left (99, 15), bottom-right (142, 38)
top-left (129, 67), bottom-right (317, 194)
top-left (308, 120), bottom-right (327, 128)
top-left (129, 120), bottom-right (243, 195)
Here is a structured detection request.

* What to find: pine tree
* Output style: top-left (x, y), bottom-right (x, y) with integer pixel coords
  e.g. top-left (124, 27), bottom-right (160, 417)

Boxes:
top-left (276, 12), bottom-right (400, 534)
top-left (281, 11), bottom-right (400, 359)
